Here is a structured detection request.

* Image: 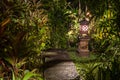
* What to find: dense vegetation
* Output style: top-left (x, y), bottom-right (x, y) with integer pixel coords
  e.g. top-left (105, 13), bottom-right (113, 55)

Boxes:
top-left (0, 0), bottom-right (120, 80)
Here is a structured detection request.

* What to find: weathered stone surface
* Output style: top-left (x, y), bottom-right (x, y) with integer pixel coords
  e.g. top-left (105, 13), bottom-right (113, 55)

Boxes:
top-left (43, 51), bottom-right (79, 80)
top-left (44, 61), bottom-right (79, 80)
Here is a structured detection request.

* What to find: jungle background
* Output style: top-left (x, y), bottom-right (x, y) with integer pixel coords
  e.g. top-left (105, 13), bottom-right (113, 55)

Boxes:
top-left (0, 0), bottom-right (120, 80)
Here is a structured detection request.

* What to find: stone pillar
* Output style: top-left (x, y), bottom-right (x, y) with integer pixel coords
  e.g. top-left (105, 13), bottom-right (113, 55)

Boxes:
top-left (78, 36), bottom-right (90, 57)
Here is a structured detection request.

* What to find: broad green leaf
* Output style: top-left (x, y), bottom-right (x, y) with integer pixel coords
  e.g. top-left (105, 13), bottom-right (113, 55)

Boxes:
top-left (23, 72), bottom-right (38, 80)
top-left (0, 78), bottom-right (3, 80)
top-left (12, 71), bottom-right (15, 80)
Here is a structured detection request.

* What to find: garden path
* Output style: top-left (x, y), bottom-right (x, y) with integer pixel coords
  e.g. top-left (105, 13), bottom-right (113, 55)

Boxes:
top-left (42, 49), bottom-right (80, 80)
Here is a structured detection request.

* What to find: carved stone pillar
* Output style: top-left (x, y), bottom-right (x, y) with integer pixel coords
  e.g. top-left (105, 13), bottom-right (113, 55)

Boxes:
top-left (78, 37), bottom-right (90, 57)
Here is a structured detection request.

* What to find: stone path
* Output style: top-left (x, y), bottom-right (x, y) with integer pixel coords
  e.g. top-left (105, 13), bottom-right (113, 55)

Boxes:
top-left (42, 50), bottom-right (80, 80)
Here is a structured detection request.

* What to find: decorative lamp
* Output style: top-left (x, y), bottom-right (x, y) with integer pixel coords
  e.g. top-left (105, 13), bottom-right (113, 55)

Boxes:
top-left (80, 19), bottom-right (89, 35)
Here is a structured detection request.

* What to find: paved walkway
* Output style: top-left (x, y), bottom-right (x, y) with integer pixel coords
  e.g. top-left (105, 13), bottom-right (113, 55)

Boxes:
top-left (42, 50), bottom-right (80, 80)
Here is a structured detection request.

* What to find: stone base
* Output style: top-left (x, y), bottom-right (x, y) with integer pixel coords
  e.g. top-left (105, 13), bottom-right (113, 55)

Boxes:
top-left (79, 51), bottom-right (89, 57)
top-left (78, 37), bottom-right (90, 57)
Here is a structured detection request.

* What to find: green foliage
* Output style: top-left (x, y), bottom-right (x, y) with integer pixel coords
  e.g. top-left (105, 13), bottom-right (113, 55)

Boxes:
top-left (70, 51), bottom-right (120, 80)
top-left (42, 0), bottom-right (76, 48)
top-left (11, 69), bottom-right (43, 80)
top-left (0, 0), bottom-right (120, 80)
top-left (68, 1), bottom-right (120, 80)
top-left (0, 0), bottom-right (46, 79)
top-left (91, 0), bottom-right (120, 56)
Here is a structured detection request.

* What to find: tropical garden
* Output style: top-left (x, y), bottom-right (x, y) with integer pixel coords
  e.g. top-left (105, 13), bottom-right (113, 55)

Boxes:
top-left (0, 0), bottom-right (120, 80)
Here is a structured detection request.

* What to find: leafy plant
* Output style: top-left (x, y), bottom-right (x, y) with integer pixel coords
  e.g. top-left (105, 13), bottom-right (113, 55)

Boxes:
top-left (12, 69), bottom-right (43, 80)
top-left (0, 0), bottom-right (46, 79)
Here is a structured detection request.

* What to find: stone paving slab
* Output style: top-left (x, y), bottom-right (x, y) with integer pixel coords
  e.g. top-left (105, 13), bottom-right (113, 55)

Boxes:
top-left (42, 51), bottom-right (80, 80)
top-left (44, 61), bottom-right (79, 80)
